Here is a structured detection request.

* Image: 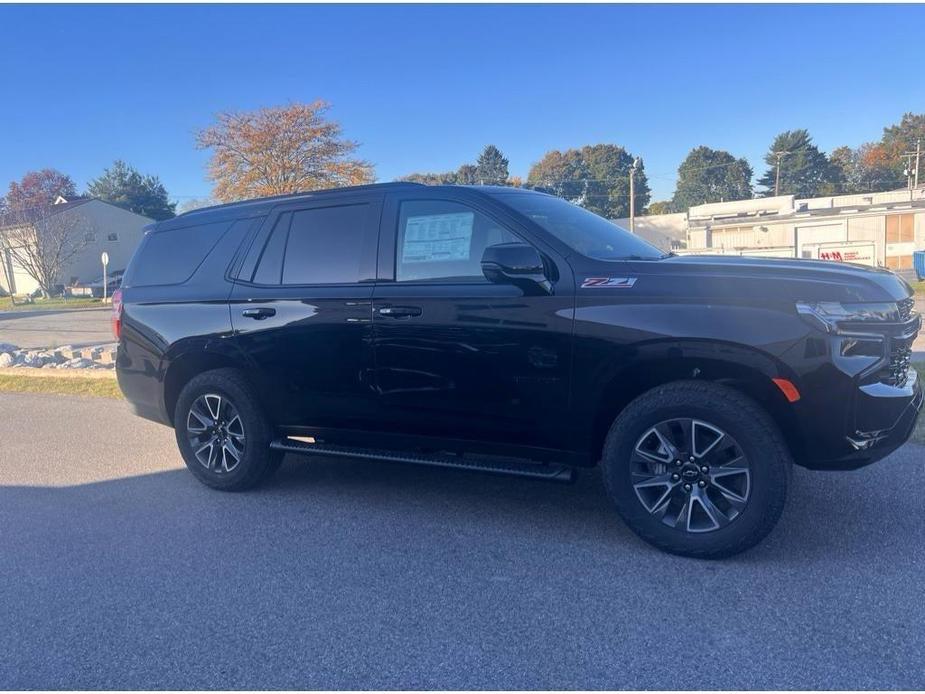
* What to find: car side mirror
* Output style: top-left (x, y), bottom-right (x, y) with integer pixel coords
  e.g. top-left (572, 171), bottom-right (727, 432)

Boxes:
top-left (481, 243), bottom-right (552, 295)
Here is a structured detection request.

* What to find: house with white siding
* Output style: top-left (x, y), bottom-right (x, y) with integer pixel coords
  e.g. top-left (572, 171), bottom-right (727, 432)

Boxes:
top-left (0, 197), bottom-right (152, 296)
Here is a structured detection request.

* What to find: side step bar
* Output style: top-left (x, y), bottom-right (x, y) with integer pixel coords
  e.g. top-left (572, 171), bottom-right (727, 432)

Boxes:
top-left (270, 437), bottom-right (576, 483)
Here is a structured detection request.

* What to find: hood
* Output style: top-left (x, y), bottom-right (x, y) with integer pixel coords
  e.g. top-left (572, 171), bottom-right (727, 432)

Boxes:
top-left (577, 254), bottom-right (914, 304)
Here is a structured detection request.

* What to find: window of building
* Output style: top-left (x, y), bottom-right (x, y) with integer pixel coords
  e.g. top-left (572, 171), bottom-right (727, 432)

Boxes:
top-left (107, 233), bottom-right (119, 242)
top-left (396, 200), bottom-right (519, 282)
top-left (886, 214), bottom-right (914, 244)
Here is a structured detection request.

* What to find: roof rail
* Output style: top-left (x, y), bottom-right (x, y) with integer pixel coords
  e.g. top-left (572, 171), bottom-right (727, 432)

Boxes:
top-left (177, 182), bottom-right (425, 217)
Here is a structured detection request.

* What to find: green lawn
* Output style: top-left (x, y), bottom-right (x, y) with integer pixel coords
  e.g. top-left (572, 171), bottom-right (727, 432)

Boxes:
top-left (0, 296), bottom-right (105, 312)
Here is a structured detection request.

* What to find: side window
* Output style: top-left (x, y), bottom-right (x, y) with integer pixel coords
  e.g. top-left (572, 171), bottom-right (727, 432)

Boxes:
top-left (250, 204), bottom-right (370, 285)
top-left (396, 200), bottom-right (520, 282)
top-left (128, 220), bottom-right (231, 287)
top-left (251, 213), bottom-right (291, 285)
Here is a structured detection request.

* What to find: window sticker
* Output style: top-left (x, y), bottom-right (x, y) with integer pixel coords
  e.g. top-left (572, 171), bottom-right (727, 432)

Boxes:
top-left (402, 212), bottom-right (474, 263)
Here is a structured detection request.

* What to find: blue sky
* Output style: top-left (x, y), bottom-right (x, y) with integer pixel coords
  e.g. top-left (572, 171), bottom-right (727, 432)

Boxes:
top-left (1, 3), bottom-right (923, 203)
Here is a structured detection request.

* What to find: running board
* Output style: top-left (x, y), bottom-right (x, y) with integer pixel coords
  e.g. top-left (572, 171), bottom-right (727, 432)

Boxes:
top-left (270, 437), bottom-right (576, 483)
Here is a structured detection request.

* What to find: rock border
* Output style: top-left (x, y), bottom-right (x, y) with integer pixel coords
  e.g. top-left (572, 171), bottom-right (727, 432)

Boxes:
top-left (0, 343), bottom-right (116, 370)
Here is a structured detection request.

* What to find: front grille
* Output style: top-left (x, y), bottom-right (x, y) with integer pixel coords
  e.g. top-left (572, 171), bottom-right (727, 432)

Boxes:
top-left (898, 296), bottom-right (915, 322)
top-left (883, 344), bottom-right (913, 387)
top-left (879, 298), bottom-right (919, 387)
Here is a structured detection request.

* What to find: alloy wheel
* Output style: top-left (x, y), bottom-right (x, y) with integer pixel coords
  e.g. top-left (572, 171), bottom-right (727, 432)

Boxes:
top-left (186, 393), bottom-right (246, 473)
top-left (631, 418), bottom-right (751, 533)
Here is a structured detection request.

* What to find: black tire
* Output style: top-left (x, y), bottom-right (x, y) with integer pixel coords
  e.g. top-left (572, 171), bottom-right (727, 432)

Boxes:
top-left (602, 381), bottom-right (791, 559)
top-left (174, 368), bottom-right (277, 491)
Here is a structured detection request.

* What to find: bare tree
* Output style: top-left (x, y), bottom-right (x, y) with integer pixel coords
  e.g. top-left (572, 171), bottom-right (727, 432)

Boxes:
top-left (0, 206), bottom-right (94, 298)
top-left (0, 236), bottom-right (15, 305)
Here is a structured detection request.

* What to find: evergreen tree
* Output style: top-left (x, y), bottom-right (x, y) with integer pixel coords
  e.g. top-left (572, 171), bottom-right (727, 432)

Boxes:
top-left (87, 160), bottom-right (176, 220)
top-left (757, 130), bottom-right (840, 197)
top-left (475, 145), bottom-right (509, 185)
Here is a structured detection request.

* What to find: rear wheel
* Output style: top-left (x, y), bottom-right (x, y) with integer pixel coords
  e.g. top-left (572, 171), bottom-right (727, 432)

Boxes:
top-left (602, 381), bottom-right (790, 558)
top-left (174, 369), bottom-right (280, 491)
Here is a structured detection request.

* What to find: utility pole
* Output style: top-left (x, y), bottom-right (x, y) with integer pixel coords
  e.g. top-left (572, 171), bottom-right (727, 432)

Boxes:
top-left (629, 157), bottom-right (640, 232)
top-left (915, 139), bottom-right (921, 189)
top-left (774, 151), bottom-right (788, 196)
top-left (902, 140), bottom-right (920, 190)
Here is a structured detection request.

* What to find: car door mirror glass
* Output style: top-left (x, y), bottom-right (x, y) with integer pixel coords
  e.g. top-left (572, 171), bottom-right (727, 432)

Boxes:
top-left (480, 243), bottom-right (551, 295)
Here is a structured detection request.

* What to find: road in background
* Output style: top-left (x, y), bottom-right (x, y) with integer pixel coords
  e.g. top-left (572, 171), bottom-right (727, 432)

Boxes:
top-left (0, 308), bottom-right (112, 349)
top-left (1, 392), bottom-right (923, 689)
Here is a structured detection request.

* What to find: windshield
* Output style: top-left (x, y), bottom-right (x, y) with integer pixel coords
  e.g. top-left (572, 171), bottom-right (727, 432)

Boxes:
top-left (493, 192), bottom-right (667, 261)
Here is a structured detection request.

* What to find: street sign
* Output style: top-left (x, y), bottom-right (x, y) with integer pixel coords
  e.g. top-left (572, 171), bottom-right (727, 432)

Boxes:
top-left (101, 252), bottom-right (110, 302)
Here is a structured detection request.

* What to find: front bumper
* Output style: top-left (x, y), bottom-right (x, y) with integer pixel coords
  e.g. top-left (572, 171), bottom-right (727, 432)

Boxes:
top-left (799, 367), bottom-right (922, 470)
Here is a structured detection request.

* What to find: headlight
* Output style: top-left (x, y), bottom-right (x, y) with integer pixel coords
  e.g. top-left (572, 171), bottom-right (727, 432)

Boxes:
top-left (796, 301), bottom-right (899, 333)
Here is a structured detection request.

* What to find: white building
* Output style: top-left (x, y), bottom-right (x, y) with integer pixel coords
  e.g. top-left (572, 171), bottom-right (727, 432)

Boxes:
top-left (0, 197), bottom-right (152, 296)
top-left (665, 188), bottom-right (925, 270)
top-left (613, 212), bottom-right (688, 251)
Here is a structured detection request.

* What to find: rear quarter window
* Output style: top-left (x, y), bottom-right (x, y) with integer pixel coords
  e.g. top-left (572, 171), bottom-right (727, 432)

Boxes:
top-left (127, 220), bottom-right (232, 287)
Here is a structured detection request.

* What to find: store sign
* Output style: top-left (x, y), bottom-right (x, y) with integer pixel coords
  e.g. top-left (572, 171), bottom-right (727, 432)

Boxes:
top-left (803, 242), bottom-right (876, 267)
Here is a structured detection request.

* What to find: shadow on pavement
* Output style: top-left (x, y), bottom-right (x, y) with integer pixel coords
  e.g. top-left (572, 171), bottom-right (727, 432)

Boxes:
top-left (1, 449), bottom-right (923, 689)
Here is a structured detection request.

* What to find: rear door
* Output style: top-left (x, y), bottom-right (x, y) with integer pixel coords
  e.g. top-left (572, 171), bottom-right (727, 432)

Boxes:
top-left (369, 190), bottom-right (576, 452)
top-left (230, 193), bottom-right (382, 430)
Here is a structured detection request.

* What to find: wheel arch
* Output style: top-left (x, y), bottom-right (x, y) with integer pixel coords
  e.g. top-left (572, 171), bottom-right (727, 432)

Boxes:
top-left (163, 350), bottom-right (255, 426)
top-left (588, 343), bottom-right (805, 464)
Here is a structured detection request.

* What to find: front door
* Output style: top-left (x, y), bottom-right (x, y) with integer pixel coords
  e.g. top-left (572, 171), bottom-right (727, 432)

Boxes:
top-left (370, 191), bottom-right (575, 452)
top-left (230, 194), bottom-right (382, 430)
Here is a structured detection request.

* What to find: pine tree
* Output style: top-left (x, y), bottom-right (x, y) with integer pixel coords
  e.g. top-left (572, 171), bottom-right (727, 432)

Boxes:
top-left (87, 161), bottom-right (176, 220)
top-left (757, 130), bottom-right (840, 197)
top-left (475, 145), bottom-right (509, 185)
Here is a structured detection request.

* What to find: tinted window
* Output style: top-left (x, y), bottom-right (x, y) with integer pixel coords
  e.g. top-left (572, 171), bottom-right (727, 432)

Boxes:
top-left (251, 213), bottom-right (291, 285)
top-left (128, 220), bottom-right (231, 286)
top-left (268, 204), bottom-right (370, 285)
top-left (396, 200), bottom-right (519, 282)
top-left (490, 192), bottom-right (666, 260)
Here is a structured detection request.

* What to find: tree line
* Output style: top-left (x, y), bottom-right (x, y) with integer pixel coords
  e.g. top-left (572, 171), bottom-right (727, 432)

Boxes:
top-left (1, 103), bottom-right (922, 224)
top-left (0, 162), bottom-right (176, 221)
top-left (397, 113), bottom-right (924, 217)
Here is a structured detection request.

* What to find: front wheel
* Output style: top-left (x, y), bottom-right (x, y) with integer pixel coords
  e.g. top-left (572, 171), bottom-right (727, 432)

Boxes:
top-left (174, 369), bottom-right (282, 491)
top-left (602, 381), bottom-right (791, 559)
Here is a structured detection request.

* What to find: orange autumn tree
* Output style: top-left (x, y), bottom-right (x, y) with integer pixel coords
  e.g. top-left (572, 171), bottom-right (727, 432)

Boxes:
top-left (196, 101), bottom-right (374, 202)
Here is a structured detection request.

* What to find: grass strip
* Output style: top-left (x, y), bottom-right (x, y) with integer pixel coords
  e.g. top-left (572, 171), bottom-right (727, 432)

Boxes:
top-left (0, 371), bottom-right (122, 398)
top-left (0, 296), bottom-right (105, 312)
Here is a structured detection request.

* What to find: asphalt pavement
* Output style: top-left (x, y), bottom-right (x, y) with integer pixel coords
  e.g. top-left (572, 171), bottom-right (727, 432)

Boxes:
top-left (1, 392), bottom-right (924, 689)
top-left (0, 307), bottom-right (113, 349)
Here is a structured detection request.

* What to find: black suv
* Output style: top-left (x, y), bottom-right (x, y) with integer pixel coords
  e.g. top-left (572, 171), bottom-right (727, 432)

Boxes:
top-left (115, 183), bottom-right (922, 558)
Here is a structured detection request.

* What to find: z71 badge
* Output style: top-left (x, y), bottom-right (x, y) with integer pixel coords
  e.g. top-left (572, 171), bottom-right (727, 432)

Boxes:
top-left (581, 277), bottom-right (637, 288)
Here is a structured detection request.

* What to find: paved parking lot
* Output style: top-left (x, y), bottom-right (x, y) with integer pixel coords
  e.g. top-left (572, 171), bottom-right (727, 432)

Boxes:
top-left (0, 308), bottom-right (112, 349)
top-left (1, 391), bottom-right (924, 689)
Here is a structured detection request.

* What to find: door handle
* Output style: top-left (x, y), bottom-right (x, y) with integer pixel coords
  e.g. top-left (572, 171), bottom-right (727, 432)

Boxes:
top-left (377, 306), bottom-right (422, 318)
top-left (241, 307), bottom-right (276, 320)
